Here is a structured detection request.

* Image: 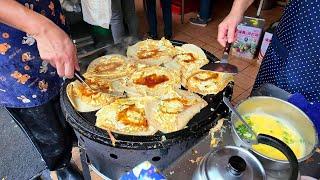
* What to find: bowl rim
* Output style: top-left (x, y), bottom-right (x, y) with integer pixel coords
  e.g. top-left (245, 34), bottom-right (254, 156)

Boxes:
top-left (231, 96), bottom-right (319, 163)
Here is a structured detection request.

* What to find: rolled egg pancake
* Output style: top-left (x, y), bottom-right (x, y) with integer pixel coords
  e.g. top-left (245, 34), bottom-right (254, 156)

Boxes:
top-left (172, 44), bottom-right (209, 70)
top-left (145, 88), bottom-right (208, 133)
top-left (164, 44), bottom-right (208, 80)
top-left (95, 97), bottom-right (158, 136)
top-left (84, 54), bottom-right (136, 79)
top-left (125, 66), bottom-right (181, 97)
top-left (182, 70), bottom-right (233, 95)
top-left (66, 80), bottom-right (116, 112)
top-left (127, 37), bottom-right (177, 66)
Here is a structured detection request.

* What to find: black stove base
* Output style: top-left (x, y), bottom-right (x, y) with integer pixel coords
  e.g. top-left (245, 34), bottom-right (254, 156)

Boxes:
top-left (76, 131), bottom-right (203, 179)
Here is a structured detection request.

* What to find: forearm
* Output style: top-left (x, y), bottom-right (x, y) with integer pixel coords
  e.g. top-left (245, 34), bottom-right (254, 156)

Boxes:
top-left (229, 0), bottom-right (255, 16)
top-left (0, 0), bottom-right (53, 35)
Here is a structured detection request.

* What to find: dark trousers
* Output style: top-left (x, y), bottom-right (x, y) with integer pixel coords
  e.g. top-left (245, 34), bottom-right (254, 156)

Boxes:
top-left (146, 0), bottom-right (172, 37)
top-left (199, 0), bottom-right (214, 21)
top-left (6, 96), bottom-right (73, 171)
top-left (110, 0), bottom-right (139, 44)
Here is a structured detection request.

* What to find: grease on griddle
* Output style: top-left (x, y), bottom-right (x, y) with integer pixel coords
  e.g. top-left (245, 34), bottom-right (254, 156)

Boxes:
top-left (210, 118), bottom-right (225, 148)
top-left (191, 149), bottom-right (198, 155)
top-left (189, 156), bottom-right (203, 164)
top-left (161, 135), bottom-right (167, 142)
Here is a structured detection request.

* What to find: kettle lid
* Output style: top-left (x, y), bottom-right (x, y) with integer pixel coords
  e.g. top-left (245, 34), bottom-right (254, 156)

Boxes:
top-left (204, 146), bottom-right (266, 180)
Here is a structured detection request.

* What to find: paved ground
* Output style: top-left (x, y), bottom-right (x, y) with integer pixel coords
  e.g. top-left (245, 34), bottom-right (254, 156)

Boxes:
top-left (0, 107), bottom-right (47, 180)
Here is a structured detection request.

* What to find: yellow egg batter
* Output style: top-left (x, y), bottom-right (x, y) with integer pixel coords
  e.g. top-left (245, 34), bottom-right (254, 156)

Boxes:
top-left (236, 113), bottom-right (305, 160)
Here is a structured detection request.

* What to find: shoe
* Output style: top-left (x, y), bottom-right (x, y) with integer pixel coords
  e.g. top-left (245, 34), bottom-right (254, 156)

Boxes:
top-left (144, 32), bottom-right (158, 40)
top-left (164, 34), bottom-right (172, 40)
top-left (189, 17), bottom-right (209, 27)
top-left (56, 163), bottom-right (84, 180)
top-left (196, 14), bottom-right (213, 22)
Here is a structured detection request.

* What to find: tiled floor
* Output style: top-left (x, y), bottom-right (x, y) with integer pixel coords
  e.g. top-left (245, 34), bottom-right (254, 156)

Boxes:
top-left (135, 0), bottom-right (283, 104)
top-left (54, 1), bottom-right (284, 179)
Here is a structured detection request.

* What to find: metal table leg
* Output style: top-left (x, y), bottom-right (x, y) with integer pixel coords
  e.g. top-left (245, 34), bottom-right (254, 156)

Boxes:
top-left (181, 0), bottom-right (185, 24)
top-left (79, 144), bottom-right (91, 180)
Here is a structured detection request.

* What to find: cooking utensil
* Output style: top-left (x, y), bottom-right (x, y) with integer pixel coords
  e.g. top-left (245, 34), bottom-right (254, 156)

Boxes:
top-left (231, 96), bottom-right (318, 179)
top-left (193, 146), bottom-right (266, 180)
top-left (256, 0), bottom-right (264, 18)
top-left (74, 71), bottom-right (94, 91)
top-left (223, 97), bottom-right (258, 145)
top-left (74, 71), bottom-right (127, 98)
top-left (201, 43), bottom-right (238, 74)
top-left (193, 132), bottom-right (300, 180)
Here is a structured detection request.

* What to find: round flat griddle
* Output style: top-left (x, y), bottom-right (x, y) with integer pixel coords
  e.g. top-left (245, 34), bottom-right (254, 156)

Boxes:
top-left (60, 40), bottom-right (234, 149)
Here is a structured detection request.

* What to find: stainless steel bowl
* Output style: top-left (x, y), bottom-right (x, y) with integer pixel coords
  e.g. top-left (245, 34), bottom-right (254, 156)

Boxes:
top-left (231, 96), bottom-right (318, 174)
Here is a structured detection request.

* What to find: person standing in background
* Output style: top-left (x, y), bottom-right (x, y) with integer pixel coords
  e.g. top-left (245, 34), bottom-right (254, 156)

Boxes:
top-left (0, 0), bottom-right (82, 179)
top-left (110, 0), bottom-right (139, 44)
top-left (217, 0), bottom-right (320, 103)
top-left (145, 0), bottom-right (172, 39)
top-left (189, 0), bottom-right (215, 27)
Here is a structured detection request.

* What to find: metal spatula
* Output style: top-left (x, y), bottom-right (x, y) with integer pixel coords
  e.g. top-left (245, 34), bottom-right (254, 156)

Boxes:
top-left (201, 43), bottom-right (238, 74)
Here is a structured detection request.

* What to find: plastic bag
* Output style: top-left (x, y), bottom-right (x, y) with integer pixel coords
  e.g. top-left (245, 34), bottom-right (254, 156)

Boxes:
top-left (60, 0), bottom-right (81, 12)
top-left (60, 0), bottom-right (81, 13)
top-left (80, 0), bottom-right (111, 29)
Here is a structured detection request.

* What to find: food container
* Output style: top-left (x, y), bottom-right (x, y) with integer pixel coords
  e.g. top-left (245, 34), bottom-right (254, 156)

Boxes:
top-left (258, 32), bottom-right (272, 62)
top-left (258, 22), bottom-right (278, 63)
top-left (231, 0), bottom-right (265, 60)
top-left (231, 17), bottom-right (265, 60)
top-left (231, 96), bottom-right (318, 179)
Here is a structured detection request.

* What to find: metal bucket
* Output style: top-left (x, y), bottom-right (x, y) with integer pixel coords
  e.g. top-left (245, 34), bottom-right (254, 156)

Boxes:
top-left (231, 96), bottom-right (318, 179)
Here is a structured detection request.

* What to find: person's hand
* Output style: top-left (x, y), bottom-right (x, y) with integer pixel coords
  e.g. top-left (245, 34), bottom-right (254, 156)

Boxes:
top-left (217, 13), bottom-right (243, 47)
top-left (33, 21), bottom-right (79, 78)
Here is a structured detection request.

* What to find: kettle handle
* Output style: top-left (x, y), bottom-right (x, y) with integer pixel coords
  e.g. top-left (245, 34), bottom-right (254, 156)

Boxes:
top-left (257, 134), bottom-right (299, 180)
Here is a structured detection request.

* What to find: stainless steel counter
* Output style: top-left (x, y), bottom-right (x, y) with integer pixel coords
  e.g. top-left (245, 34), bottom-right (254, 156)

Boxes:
top-left (163, 120), bottom-right (320, 180)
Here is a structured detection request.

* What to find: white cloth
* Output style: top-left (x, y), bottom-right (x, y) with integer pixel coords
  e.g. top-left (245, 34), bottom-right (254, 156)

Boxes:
top-left (80, 0), bottom-right (111, 29)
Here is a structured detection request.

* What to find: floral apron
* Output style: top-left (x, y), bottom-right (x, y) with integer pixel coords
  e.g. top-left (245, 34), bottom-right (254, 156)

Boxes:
top-left (0, 0), bottom-right (66, 108)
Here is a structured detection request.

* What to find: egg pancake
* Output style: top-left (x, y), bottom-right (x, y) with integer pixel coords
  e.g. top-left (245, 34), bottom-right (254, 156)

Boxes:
top-left (164, 44), bottom-right (209, 85)
top-left (95, 97), bottom-right (158, 136)
top-left (125, 66), bottom-right (181, 97)
top-left (127, 37), bottom-right (177, 65)
top-left (145, 88), bottom-right (208, 133)
top-left (173, 44), bottom-right (209, 70)
top-left (182, 70), bottom-right (233, 95)
top-left (66, 80), bottom-right (116, 112)
top-left (84, 54), bottom-right (136, 79)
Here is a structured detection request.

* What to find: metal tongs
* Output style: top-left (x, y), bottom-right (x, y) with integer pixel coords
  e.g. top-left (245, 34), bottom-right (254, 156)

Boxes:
top-left (223, 97), bottom-right (258, 145)
top-left (74, 71), bottom-right (127, 98)
top-left (201, 43), bottom-right (238, 74)
top-left (74, 71), bottom-right (94, 90)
